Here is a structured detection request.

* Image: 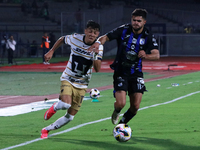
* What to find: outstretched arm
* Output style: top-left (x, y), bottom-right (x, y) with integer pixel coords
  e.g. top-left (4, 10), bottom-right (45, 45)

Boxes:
top-left (88, 35), bottom-right (109, 53)
top-left (44, 36), bottom-right (65, 62)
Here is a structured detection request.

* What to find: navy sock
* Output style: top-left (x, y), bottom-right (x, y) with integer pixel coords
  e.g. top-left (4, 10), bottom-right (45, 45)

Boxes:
top-left (119, 109), bottom-right (136, 124)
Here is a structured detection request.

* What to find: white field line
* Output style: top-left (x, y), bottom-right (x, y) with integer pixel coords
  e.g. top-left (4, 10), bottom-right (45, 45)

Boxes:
top-left (1, 91), bottom-right (200, 150)
top-left (0, 97), bottom-right (93, 116)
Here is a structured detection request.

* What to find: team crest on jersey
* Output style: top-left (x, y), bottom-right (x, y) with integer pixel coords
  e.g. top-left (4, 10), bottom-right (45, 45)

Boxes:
top-left (139, 38), bottom-right (145, 45)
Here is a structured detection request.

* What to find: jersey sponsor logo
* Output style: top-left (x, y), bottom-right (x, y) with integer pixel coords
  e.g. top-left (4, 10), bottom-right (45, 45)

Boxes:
top-left (73, 47), bottom-right (91, 55)
top-left (126, 50), bottom-right (137, 61)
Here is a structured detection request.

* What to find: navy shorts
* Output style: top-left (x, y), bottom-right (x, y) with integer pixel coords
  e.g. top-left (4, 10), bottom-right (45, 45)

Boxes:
top-left (113, 72), bottom-right (147, 96)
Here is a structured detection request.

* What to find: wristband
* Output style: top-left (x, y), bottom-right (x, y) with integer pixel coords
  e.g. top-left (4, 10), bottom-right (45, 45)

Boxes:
top-left (95, 41), bottom-right (101, 45)
top-left (93, 53), bottom-right (98, 60)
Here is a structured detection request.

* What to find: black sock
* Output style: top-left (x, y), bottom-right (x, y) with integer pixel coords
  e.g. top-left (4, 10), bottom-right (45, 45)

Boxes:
top-left (114, 108), bottom-right (121, 113)
top-left (119, 109), bottom-right (136, 124)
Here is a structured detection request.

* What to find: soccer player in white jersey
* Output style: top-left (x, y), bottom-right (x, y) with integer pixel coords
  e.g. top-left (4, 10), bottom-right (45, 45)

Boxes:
top-left (41, 20), bottom-right (103, 139)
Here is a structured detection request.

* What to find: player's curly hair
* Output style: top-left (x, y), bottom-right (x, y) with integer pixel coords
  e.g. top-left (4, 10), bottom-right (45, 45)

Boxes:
top-left (86, 20), bottom-right (100, 31)
top-left (131, 8), bottom-right (148, 20)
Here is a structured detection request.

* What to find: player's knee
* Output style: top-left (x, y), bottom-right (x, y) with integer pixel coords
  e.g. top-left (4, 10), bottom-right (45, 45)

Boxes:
top-left (117, 100), bottom-right (126, 108)
top-left (135, 105), bottom-right (140, 111)
top-left (65, 113), bottom-right (74, 121)
top-left (120, 104), bottom-right (126, 109)
top-left (115, 99), bottom-right (126, 107)
top-left (131, 104), bottom-right (140, 112)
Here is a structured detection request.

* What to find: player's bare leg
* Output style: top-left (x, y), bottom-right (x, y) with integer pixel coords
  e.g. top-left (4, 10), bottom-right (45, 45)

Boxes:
top-left (111, 91), bottom-right (126, 124)
top-left (119, 93), bottom-right (142, 124)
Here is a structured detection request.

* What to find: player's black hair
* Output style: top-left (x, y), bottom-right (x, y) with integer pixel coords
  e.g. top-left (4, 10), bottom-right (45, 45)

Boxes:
top-left (131, 8), bottom-right (148, 20)
top-left (86, 20), bottom-right (100, 31)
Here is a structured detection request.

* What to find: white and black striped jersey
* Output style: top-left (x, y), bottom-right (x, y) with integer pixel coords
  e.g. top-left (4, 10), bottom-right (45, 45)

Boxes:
top-left (60, 33), bottom-right (103, 89)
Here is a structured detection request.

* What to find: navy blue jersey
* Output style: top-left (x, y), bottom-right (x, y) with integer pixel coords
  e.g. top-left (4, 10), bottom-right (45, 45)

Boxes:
top-left (107, 24), bottom-right (158, 77)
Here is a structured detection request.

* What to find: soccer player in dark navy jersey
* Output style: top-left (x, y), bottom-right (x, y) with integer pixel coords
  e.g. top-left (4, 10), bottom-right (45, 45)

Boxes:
top-left (89, 8), bottom-right (160, 125)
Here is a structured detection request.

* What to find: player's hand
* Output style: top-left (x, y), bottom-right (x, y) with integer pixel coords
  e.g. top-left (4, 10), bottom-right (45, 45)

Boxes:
top-left (44, 49), bottom-right (54, 62)
top-left (138, 50), bottom-right (146, 59)
top-left (88, 42), bottom-right (99, 54)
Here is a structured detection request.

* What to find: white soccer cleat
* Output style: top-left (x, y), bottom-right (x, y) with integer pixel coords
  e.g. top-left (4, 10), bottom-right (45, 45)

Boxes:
top-left (111, 110), bottom-right (120, 125)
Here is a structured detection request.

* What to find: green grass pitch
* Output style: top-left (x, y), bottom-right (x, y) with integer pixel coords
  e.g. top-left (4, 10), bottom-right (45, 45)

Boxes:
top-left (0, 71), bottom-right (200, 150)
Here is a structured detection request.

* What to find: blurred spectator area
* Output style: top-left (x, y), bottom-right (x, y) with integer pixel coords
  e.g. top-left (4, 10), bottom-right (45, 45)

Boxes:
top-left (1, 0), bottom-right (200, 34)
top-left (138, 0), bottom-right (200, 30)
top-left (0, 0), bottom-right (200, 58)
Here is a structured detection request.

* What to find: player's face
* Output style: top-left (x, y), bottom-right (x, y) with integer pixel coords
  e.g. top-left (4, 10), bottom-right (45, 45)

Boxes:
top-left (84, 27), bottom-right (100, 44)
top-left (131, 16), bottom-right (146, 32)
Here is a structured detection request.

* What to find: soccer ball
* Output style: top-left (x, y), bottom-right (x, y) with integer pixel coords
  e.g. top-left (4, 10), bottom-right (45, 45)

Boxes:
top-left (113, 124), bottom-right (132, 142)
top-left (90, 88), bottom-right (100, 99)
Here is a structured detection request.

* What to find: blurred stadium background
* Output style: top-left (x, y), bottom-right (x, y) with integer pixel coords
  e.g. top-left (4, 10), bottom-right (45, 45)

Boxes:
top-left (0, 0), bottom-right (200, 64)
